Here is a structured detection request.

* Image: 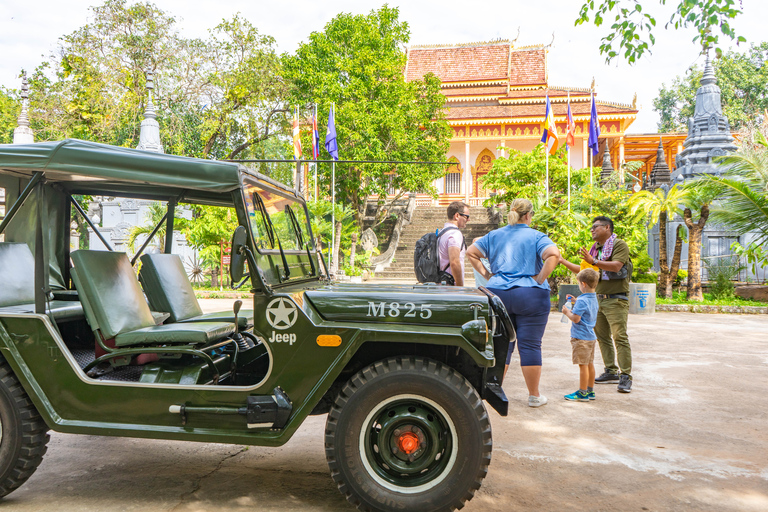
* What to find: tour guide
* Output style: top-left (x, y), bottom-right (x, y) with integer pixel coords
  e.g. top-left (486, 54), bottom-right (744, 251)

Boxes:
top-left (560, 216), bottom-right (632, 393)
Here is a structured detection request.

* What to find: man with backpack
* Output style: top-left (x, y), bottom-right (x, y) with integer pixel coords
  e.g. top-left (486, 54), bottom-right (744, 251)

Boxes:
top-left (438, 201), bottom-right (470, 286)
top-left (413, 201), bottom-right (469, 286)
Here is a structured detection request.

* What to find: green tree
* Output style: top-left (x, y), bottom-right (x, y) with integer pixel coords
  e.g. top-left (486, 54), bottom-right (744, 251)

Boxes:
top-left (654, 43), bottom-right (768, 132)
top-left (708, 130), bottom-right (768, 245)
top-left (576, 0), bottom-right (745, 64)
top-left (0, 87), bottom-right (19, 144)
top-left (628, 185), bottom-right (689, 297)
top-left (25, 0), bottom-right (286, 160)
top-left (682, 181), bottom-right (721, 300)
top-left (282, 6), bottom-right (451, 227)
top-left (182, 206), bottom-right (239, 287)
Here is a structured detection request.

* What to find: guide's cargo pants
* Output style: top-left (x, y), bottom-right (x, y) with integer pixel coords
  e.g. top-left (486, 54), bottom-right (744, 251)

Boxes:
top-left (595, 297), bottom-right (632, 378)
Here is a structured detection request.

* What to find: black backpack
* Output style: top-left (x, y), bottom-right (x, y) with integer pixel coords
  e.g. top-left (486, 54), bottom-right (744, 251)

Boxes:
top-left (413, 227), bottom-right (464, 284)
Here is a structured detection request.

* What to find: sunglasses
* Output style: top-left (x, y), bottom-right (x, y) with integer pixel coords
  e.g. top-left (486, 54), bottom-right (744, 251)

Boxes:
top-left (458, 213), bottom-right (470, 220)
top-left (590, 223), bottom-right (607, 230)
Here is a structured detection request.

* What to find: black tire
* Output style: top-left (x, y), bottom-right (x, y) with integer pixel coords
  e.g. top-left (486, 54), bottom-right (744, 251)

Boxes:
top-left (325, 357), bottom-right (492, 512)
top-left (0, 359), bottom-right (49, 498)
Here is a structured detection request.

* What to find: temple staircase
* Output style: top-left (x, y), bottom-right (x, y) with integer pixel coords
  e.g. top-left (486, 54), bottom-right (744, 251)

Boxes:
top-left (375, 206), bottom-right (499, 281)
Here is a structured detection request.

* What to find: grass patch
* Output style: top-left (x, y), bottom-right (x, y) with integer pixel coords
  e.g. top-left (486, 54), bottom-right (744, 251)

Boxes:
top-left (657, 291), bottom-right (768, 307)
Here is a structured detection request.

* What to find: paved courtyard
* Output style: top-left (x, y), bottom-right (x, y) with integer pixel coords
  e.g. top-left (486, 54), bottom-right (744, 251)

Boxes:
top-left (2, 302), bottom-right (766, 511)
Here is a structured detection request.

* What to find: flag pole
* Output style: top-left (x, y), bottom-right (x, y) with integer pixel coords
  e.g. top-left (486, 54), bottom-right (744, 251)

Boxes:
top-left (567, 91), bottom-right (571, 211)
top-left (545, 150), bottom-right (549, 204)
top-left (331, 103), bottom-right (336, 275)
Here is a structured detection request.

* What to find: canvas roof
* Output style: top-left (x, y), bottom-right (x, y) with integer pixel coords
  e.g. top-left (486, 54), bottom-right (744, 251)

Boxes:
top-left (0, 139), bottom-right (244, 201)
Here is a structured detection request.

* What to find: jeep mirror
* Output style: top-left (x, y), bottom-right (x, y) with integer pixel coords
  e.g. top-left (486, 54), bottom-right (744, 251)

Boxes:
top-left (230, 226), bottom-right (248, 283)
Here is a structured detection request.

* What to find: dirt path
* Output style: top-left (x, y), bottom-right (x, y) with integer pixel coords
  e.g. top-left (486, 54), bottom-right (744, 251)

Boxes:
top-left (3, 309), bottom-right (766, 511)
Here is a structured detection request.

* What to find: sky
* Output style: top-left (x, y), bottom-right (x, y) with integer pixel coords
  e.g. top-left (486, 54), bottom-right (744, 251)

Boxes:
top-left (1, 0), bottom-right (766, 133)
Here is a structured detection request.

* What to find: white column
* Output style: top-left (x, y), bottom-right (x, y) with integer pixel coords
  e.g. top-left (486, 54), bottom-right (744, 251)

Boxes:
top-left (499, 140), bottom-right (506, 158)
top-left (582, 137), bottom-right (589, 168)
top-left (464, 140), bottom-right (471, 203)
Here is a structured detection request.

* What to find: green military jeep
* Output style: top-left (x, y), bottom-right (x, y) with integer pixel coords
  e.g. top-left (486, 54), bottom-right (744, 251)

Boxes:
top-left (0, 139), bottom-right (513, 512)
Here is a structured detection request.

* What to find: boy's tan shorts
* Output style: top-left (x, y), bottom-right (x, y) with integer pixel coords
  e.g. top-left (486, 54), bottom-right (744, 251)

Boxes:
top-left (570, 337), bottom-right (597, 365)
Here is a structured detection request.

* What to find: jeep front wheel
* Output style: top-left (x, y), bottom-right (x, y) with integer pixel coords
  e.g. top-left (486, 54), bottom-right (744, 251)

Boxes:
top-left (0, 359), bottom-right (49, 498)
top-left (325, 357), bottom-right (492, 512)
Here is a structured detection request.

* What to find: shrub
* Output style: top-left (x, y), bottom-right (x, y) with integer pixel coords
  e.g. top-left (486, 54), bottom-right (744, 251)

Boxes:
top-left (704, 256), bottom-right (744, 299)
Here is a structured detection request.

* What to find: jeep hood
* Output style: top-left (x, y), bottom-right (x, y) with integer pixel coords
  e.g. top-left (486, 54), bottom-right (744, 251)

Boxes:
top-left (303, 283), bottom-right (492, 326)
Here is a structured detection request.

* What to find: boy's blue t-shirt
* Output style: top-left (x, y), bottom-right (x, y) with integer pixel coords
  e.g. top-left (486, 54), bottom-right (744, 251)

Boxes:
top-left (570, 292), bottom-right (598, 340)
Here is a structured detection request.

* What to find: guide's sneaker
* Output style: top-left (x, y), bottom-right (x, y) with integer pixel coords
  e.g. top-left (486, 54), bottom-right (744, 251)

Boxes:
top-left (528, 395), bottom-right (548, 408)
top-left (595, 369), bottom-right (620, 383)
top-left (587, 391), bottom-right (596, 401)
top-left (617, 374), bottom-right (633, 393)
top-left (564, 390), bottom-right (590, 402)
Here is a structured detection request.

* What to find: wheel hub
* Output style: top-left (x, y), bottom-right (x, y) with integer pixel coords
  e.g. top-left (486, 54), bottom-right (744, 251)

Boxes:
top-left (363, 398), bottom-right (454, 489)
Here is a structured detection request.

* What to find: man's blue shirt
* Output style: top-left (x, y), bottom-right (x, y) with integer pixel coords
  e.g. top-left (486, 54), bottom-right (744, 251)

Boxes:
top-left (570, 292), bottom-right (598, 340)
top-left (474, 224), bottom-right (555, 290)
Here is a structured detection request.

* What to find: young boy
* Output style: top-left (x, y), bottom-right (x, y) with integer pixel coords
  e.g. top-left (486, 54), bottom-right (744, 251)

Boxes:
top-left (561, 268), bottom-right (600, 402)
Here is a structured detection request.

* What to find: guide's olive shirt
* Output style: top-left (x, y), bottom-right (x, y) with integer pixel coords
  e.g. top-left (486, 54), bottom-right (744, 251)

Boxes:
top-left (595, 238), bottom-right (630, 295)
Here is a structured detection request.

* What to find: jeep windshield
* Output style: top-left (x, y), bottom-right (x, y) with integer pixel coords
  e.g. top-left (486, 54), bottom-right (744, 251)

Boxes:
top-left (242, 176), bottom-right (320, 287)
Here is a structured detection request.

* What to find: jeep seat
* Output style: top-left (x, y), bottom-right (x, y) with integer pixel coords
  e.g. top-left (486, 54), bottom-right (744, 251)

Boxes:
top-left (0, 242), bottom-right (84, 322)
top-left (139, 253), bottom-right (253, 330)
top-left (71, 250), bottom-right (235, 347)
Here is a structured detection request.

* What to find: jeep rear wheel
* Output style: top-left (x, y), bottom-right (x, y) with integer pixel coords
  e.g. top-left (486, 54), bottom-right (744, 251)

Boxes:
top-left (325, 357), bottom-right (491, 512)
top-left (0, 360), bottom-right (49, 498)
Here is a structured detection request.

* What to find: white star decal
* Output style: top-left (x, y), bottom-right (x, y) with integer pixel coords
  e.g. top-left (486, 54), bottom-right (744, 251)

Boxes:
top-left (266, 297), bottom-right (298, 330)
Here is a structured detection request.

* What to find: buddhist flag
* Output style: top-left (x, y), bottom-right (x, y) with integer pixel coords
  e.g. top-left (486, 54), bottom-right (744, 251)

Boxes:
top-left (325, 105), bottom-right (339, 161)
top-left (540, 95), bottom-right (559, 155)
top-left (292, 107), bottom-right (302, 160)
top-left (311, 113), bottom-right (320, 160)
top-left (566, 99), bottom-right (576, 149)
top-left (588, 93), bottom-right (601, 156)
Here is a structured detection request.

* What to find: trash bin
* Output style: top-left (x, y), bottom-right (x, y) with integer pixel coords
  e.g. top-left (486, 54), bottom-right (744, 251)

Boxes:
top-left (558, 284), bottom-right (581, 310)
top-left (629, 283), bottom-right (656, 314)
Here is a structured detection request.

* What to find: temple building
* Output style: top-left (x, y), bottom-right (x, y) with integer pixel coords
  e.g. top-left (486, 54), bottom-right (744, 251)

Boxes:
top-left (404, 40), bottom-right (639, 205)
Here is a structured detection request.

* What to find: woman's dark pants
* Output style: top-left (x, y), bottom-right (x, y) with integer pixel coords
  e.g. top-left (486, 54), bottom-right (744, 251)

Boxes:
top-left (487, 286), bottom-right (551, 366)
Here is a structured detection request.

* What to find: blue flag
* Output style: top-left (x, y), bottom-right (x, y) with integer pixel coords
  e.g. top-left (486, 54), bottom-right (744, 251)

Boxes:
top-left (588, 93), bottom-right (600, 156)
top-left (325, 106), bottom-right (339, 161)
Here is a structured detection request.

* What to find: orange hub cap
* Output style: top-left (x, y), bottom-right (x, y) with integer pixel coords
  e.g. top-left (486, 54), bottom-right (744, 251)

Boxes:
top-left (398, 432), bottom-right (420, 454)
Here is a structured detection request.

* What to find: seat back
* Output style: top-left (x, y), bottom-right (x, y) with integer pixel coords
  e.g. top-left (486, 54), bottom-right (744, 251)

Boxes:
top-left (70, 250), bottom-right (156, 339)
top-left (138, 254), bottom-right (203, 322)
top-left (0, 243), bottom-right (35, 307)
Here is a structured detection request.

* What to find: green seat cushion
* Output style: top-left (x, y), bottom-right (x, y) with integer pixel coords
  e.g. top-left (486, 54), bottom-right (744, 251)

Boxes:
top-left (71, 250), bottom-right (157, 339)
top-left (177, 309), bottom-right (254, 330)
top-left (0, 243), bottom-right (36, 307)
top-left (138, 254), bottom-right (203, 322)
top-left (114, 321), bottom-right (235, 347)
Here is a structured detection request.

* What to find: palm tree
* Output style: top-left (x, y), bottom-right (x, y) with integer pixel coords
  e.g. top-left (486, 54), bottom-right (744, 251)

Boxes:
top-left (682, 181), bottom-right (721, 301)
top-left (628, 185), bottom-right (689, 298)
top-left (128, 202), bottom-right (188, 255)
top-left (707, 131), bottom-right (768, 246)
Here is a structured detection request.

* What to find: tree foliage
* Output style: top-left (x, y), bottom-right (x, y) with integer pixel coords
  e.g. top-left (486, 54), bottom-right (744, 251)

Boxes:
top-left (24, 0), bottom-right (286, 160)
top-left (576, 0), bottom-right (745, 64)
top-left (0, 87), bottom-right (20, 144)
top-left (282, 6), bottom-right (451, 226)
top-left (484, 143), bottom-right (650, 280)
top-left (654, 43), bottom-right (768, 132)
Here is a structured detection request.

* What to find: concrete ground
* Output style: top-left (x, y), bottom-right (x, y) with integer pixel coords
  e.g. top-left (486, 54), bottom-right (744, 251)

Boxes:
top-left (3, 301), bottom-right (767, 512)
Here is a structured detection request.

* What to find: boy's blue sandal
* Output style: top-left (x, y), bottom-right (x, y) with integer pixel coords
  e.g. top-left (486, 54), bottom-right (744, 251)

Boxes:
top-left (564, 390), bottom-right (590, 402)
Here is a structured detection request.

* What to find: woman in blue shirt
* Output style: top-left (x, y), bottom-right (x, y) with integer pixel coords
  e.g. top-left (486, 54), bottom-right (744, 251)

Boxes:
top-left (467, 198), bottom-right (560, 408)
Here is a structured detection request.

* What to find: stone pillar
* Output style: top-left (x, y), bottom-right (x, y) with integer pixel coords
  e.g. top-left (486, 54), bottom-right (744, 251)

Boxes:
top-left (13, 74), bottom-right (34, 145)
top-left (618, 137), bottom-right (625, 184)
top-left (464, 140), bottom-right (471, 203)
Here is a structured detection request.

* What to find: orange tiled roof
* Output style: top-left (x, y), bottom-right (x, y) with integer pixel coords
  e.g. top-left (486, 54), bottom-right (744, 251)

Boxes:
top-left (406, 43), bottom-right (510, 83)
top-left (509, 48), bottom-right (546, 86)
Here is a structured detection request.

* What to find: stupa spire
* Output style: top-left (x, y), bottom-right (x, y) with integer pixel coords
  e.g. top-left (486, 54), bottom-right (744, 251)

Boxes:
top-left (600, 145), bottom-right (614, 184)
top-left (649, 138), bottom-right (672, 190)
top-left (136, 69), bottom-right (164, 153)
top-left (13, 73), bottom-right (34, 144)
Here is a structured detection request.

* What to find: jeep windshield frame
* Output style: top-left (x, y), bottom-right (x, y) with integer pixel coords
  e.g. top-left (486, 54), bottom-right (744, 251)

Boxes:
top-left (240, 174), bottom-right (323, 288)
